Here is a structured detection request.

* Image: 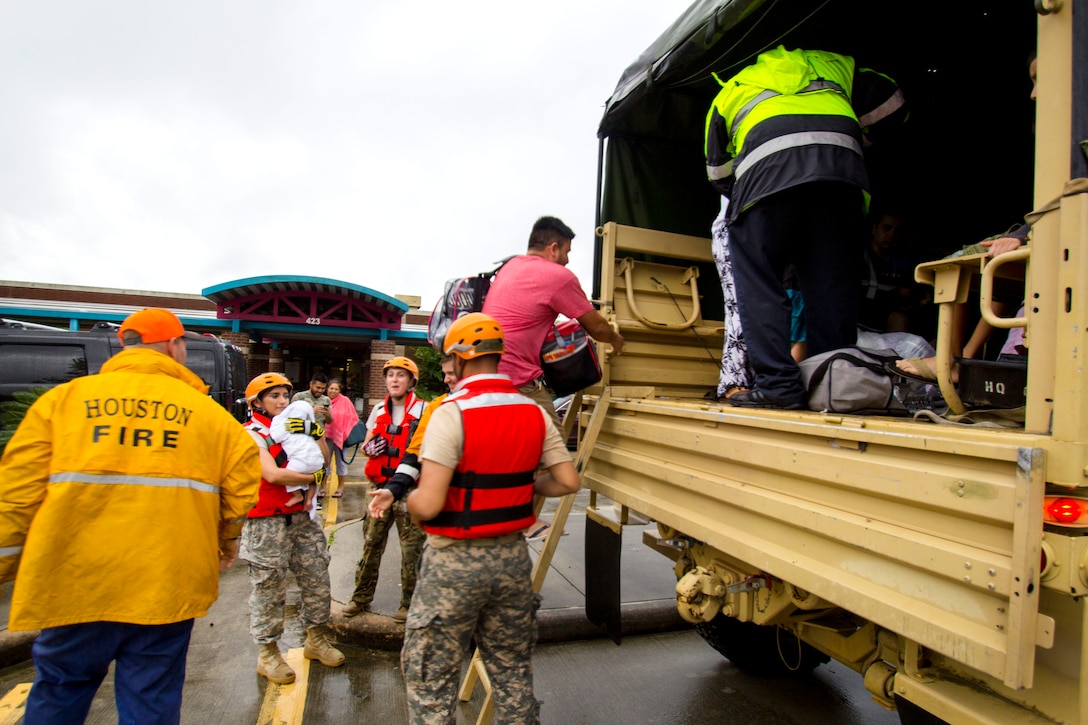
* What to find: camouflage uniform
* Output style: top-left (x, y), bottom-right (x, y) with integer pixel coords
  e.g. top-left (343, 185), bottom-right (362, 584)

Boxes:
top-left (349, 483), bottom-right (425, 610)
top-left (402, 534), bottom-right (540, 725)
top-left (240, 513), bottom-right (332, 644)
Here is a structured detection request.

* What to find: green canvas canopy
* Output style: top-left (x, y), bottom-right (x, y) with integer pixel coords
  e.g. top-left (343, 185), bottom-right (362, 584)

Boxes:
top-left (593, 0), bottom-right (1039, 270)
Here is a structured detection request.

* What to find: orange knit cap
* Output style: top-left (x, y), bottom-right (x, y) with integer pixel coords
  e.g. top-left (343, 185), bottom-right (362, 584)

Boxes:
top-left (118, 307), bottom-right (185, 344)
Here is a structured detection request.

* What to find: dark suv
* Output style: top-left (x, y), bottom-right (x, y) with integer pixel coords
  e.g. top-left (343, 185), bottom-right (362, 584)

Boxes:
top-left (0, 323), bottom-right (249, 422)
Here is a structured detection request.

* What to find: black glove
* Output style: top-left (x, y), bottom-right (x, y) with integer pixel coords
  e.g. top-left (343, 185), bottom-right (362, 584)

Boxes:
top-left (363, 437), bottom-right (388, 457)
top-left (284, 418), bottom-right (324, 439)
top-left (312, 469), bottom-right (325, 487)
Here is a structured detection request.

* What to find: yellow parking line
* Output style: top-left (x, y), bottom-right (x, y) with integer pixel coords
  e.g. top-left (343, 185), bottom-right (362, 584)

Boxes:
top-left (320, 471), bottom-right (341, 529)
top-left (0, 683), bottom-right (31, 725)
top-left (321, 478), bottom-right (367, 532)
top-left (255, 648), bottom-right (309, 725)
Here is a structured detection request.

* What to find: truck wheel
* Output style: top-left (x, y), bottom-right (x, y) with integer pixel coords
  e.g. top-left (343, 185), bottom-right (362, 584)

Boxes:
top-left (693, 614), bottom-right (828, 677)
top-left (894, 695), bottom-right (950, 725)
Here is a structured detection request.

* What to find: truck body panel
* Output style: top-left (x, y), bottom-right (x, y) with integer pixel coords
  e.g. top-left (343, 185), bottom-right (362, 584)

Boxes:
top-left (583, 1), bottom-right (1088, 722)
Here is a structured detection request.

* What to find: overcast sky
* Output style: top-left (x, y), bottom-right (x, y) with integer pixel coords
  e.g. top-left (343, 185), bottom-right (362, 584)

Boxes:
top-left (0, 1), bottom-right (690, 312)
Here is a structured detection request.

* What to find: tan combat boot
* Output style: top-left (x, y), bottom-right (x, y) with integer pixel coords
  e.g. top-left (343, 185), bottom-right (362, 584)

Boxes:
top-left (304, 626), bottom-right (346, 667)
top-left (257, 643), bottom-right (295, 684)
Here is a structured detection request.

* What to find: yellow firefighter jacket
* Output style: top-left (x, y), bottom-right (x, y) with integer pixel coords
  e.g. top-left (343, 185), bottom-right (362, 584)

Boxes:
top-left (0, 347), bottom-right (260, 631)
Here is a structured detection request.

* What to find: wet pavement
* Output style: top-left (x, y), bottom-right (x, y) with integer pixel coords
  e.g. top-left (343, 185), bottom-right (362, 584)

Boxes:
top-left (0, 468), bottom-right (898, 724)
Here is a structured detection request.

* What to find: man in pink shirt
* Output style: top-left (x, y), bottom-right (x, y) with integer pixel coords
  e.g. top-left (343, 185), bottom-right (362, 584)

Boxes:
top-left (484, 216), bottom-right (625, 540)
top-left (483, 215), bottom-right (625, 419)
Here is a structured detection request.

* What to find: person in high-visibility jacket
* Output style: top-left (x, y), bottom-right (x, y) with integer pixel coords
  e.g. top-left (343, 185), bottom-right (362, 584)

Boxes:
top-left (707, 51), bottom-right (907, 403)
top-left (0, 307), bottom-right (261, 724)
top-left (704, 45), bottom-right (880, 409)
top-left (403, 313), bottom-right (580, 724)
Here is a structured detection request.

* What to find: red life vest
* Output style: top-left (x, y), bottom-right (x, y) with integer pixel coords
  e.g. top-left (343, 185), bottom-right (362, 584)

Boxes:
top-left (246, 412), bottom-right (308, 518)
top-left (423, 374), bottom-right (543, 538)
top-left (364, 392), bottom-right (426, 483)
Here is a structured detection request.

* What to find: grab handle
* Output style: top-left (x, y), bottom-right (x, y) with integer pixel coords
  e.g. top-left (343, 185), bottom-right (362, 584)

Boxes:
top-left (616, 258), bottom-right (701, 331)
top-left (979, 247), bottom-right (1031, 329)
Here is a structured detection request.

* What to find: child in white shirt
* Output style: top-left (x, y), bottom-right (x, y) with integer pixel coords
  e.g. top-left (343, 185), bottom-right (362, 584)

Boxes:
top-left (269, 400), bottom-right (326, 509)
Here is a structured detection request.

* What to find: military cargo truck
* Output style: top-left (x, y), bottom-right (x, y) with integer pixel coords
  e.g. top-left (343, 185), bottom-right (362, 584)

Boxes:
top-left (579, 1), bottom-right (1087, 723)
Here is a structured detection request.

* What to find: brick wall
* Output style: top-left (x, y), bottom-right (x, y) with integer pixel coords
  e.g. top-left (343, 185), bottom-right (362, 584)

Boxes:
top-left (219, 331), bottom-right (251, 353)
top-left (245, 343), bottom-right (270, 384)
top-left (268, 348), bottom-right (284, 374)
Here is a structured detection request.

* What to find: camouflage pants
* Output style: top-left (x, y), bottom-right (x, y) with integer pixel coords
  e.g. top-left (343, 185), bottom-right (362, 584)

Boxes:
top-left (402, 535), bottom-right (540, 725)
top-left (239, 513), bottom-right (332, 644)
top-left (350, 484), bottom-right (425, 610)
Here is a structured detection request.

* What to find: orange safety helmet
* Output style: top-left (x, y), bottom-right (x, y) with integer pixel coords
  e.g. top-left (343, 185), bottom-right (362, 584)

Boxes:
top-left (383, 356), bottom-right (419, 381)
top-left (245, 372), bottom-right (292, 408)
top-left (443, 313), bottom-right (505, 359)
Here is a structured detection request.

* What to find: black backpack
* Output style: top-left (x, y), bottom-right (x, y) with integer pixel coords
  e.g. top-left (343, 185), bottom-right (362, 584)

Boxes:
top-left (426, 258), bottom-right (512, 350)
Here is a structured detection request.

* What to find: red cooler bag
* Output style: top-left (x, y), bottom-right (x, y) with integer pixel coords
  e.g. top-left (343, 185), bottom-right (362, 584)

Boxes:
top-left (540, 320), bottom-right (602, 396)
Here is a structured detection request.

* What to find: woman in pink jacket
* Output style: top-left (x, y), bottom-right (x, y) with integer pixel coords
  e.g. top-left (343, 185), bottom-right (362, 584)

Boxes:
top-left (323, 378), bottom-right (359, 494)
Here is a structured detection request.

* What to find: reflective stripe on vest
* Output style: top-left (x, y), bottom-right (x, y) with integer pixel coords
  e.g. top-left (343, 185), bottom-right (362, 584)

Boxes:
top-left (710, 79), bottom-right (852, 182)
top-left (729, 79), bottom-right (846, 139)
top-left (49, 472), bottom-right (219, 494)
top-left (453, 392), bottom-right (542, 412)
top-left (0, 546), bottom-right (22, 557)
top-left (858, 88), bottom-right (905, 128)
top-left (707, 158), bottom-right (734, 182)
top-left (734, 131), bottom-right (862, 180)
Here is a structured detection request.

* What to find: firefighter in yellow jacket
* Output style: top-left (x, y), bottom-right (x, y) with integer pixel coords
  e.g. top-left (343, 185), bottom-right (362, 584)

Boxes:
top-left (0, 308), bottom-right (260, 725)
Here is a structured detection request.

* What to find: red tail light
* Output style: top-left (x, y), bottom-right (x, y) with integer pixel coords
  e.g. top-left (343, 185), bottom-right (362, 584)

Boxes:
top-left (1043, 496), bottom-right (1088, 527)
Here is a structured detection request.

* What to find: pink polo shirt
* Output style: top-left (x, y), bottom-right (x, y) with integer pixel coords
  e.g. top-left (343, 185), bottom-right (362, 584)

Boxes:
top-left (482, 255), bottom-right (595, 387)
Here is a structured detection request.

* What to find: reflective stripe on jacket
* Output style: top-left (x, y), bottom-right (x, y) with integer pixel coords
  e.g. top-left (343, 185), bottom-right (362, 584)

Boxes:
top-left (365, 392), bottom-right (425, 483)
top-left (423, 376), bottom-right (543, 539)
top-left (0, 347), bottom-right (261, 631)
top-left (704, 45), bottom-right (868, 221)
top-left (246, 412), bottom-right (307, 518)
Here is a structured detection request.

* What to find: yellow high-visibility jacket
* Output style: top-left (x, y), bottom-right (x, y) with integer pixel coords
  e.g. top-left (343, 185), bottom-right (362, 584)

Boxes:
top-left (704, 45), bottom-right (868, 221)
top-left (0, 347), bottom-right (260, 631)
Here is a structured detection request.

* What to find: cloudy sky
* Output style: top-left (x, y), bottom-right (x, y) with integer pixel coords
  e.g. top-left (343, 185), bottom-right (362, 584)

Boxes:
top-left (0, 1), bottom-right (690, 311)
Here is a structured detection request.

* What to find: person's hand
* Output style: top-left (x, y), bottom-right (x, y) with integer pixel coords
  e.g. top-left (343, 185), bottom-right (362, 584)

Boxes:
top-left (312, 469), bottom-right (325, 487)
top-left (363, 437), bottom-right (388, 457)
top-left (981, 236), bottom-right (1023, 257)
top-left (219, 539), bottom-right (240, 573)
top-left (610, 331), bottom-right (625, 356)
top-left (368, 488), bottom-right (394, 519)
top-left (314, 405), bottom-right (329, 419)
top-left (308, 421), bottom-right (324, 439)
